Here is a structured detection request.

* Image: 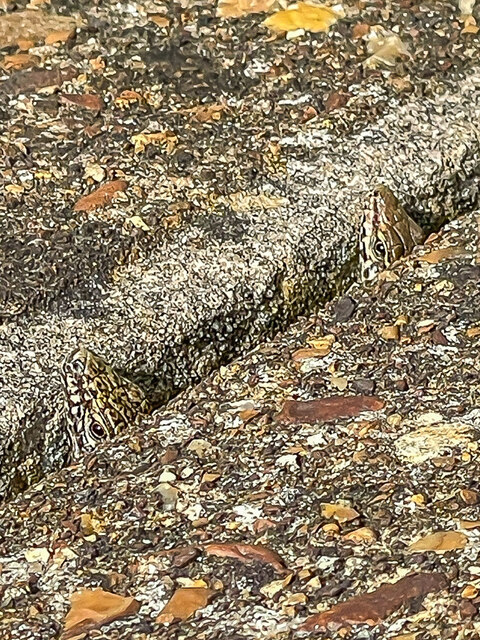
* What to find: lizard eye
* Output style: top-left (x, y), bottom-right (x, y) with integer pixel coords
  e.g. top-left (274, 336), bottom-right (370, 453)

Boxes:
top-left (90, 422), bottom-right (107, 440)
top-left (374, 240), bottom-right (386, 257)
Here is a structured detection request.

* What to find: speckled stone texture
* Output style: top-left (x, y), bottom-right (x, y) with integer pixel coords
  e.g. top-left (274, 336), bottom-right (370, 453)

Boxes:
top-left (2, 0), bottom-right (480, 499)
top-left (1, 203), bottom-right (479, 640)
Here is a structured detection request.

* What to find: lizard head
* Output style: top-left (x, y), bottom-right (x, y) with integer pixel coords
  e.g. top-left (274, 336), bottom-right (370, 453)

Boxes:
top-left (62, 347), bottom-right (150, 458)
top-left (359, 185), bottom-right (424, 282)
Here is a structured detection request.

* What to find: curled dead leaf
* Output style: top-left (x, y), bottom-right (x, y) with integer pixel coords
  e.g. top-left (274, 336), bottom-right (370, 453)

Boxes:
top-left (321, 503), bottom-right (360, 523)
top-left (73, 180), bottom-right (128, 212)
top-left (264, 2), bottom-right (339, 34)
top-left (408, 531), bottom-right (468, 553)
top-left (204, 542), bottom-right (288, 574)
top-left (156, 587), bottom-right (215, 624)
top-left (62, 588), bottom-right (140, 639)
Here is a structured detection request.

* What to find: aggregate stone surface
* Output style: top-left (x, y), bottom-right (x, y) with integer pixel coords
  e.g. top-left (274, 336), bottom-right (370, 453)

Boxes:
top-left (1, 206), bottom-right (479, 639)
top-left (2, 0), bottom-right (480, 500)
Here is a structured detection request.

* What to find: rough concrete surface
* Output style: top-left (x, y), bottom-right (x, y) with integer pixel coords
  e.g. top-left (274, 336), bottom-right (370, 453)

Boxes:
top-left (2, 0), bottom-right (480, 498)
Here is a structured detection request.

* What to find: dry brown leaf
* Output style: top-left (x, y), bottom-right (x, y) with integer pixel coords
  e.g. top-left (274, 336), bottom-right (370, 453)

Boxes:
top-left (115, 90), bottom-right (143, 109)
top-left (217, 0), bottom-right (275, 19)
top-left (466, 326), bottom-right (480, 338)
top-left (260, 573), bottom-right (293, 598)
top-left (264, 2), bottom-right (339, 34)
top-left (418, 247), bottom-right (469, 264)
top-left (131, 131), bottom-right (177, 154)
top-left (1, 53), bottom-right (39, 70)
top-left (461, 584), bottom-right (479, 599)
top-left (352, 22), bottom-right (370, 39)
top-left (62, 588), bottom-right (140, 639)
top-left (73, 180), bottom-right (128, 212)
top-left (60, 93), bottom-right (103, 112)
top-left (321, 503), bottom-right (360, 523)
top-left (301, 573), bottom-right (446, 632)
top-left (460, 520), bottom-right (480, 530)
top-left (17, 37), bottom-right (36, 50)
top-left (408, 531), bottom-right (468, 553)
top-left (278, 395), bottom-right (385, 425)
top-left (378, 324), bottom-right (400, 340)
top-left (0, 9), bottom-right (78, 47)
top-left (149, 14), bottom-right (170, 28)
top-left (462, 14), bottom-right (479, 34)
top-left (156, 587), bottom-right (215, 624)
top-left (204, 542), bottom-right (288, 574)
top-left (364, 31), bottom-right (410, 68)
top-left (292, 347), bottom-right (330, 362)
top-left (188, 103), bottom-right (227, 123)
top-left (343, 527), bottom-right (377, 544)
top-left (460, 489), bottom-right (479, 505)
top-left (306, 334), bottom-right (335, 351)
top-left (45, 28), bottom-right (74, 44)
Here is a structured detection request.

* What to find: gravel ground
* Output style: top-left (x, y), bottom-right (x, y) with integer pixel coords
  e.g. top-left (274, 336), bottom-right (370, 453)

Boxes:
top-left (2, 1), bottom-right (480, 500)
top-left (1, 203), bottom-right (479, 639)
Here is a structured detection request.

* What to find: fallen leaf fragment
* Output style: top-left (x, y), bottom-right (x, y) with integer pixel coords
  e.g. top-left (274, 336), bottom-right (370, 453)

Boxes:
top-left (1, 53), bottom-right (39, 70)
top-left (419, 247), bottom-right (469, 264)
top-left (343, 527), bottom-right (377, 544)
top-left (292, 347), bottom-right (330, 362)
top-left (62, 588), bottom-right (140, 639)
top-left (395, 422), bottom-right (474, 464)
top-left (157, 587), bottom-right (215, 624)
top-left (149, 13), bottom-right (170, 28)
top-left (300, 573), bottom-right (447, 632)
top-left (217, 0), bottom-right (275, 18)
top-left (306, 334), bottom-right (335, 351)
top-left (187, 103), bottom-right (227, 123)
top-left (352, 22), bottom-right (370, 39)
top-left (466, 326), bottom-right (480, 338)
top-left (115, 89), bottom-right (143, 108)
top-left (24, 547), bottom-right (50, 564)
top-left (364, 31), bottom-right (410, 68)
top-left (131, 131), bottom-right (177, 154)
top-left (461, 584), bottom-right (478, 599)
top-left (378, 324), bottom-right (400, 341)
top-left (73, 180), bottom-right (128, 212)
top-left (260, 573), bottom-right (293, 598)
top-left (460, 489), bottom-right (478, 505)
top-left (0, 10), bottom-right (78, 47)
top-left (45, 28), bottom-right (75, 44)
top-left (321, 503), bottom-right (360, 524)
top-left (264, 2), bottom-right (339, 34)
top-left (60, 93), bottom-right (103, 111)
top-left (204, 542), bottom-right (288, 574)
top-left (278, 395), bottom-right (385, 424)
top-left (408, 531), bottom-right (468, 553)
top-left (460, 520), bottom-right (480, 530)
